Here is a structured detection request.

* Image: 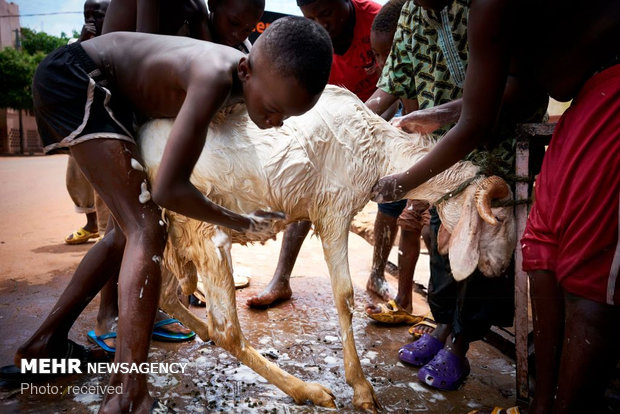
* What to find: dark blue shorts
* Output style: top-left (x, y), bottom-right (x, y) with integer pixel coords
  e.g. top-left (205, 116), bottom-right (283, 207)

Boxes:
top-left (377, 199), bottom-right (407, 218)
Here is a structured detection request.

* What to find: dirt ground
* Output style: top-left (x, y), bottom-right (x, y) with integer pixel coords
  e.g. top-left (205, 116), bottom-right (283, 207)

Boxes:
top-left (0, 155), bottom-right (521, 413)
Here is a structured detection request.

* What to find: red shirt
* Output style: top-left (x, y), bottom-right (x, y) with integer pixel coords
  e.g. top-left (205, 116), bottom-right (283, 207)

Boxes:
top-left (328, 0), bottom-right (381, 102)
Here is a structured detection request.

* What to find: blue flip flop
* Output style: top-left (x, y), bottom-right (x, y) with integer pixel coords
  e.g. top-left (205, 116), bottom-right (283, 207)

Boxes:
top-left (87, 330), bottom-right (117, 353)
top-left (152, 318), bottom-right (196, 342)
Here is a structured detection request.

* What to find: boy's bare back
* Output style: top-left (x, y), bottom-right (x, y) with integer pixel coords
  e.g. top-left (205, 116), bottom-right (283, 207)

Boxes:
top-left (81, 32), bottom-right (245, 118)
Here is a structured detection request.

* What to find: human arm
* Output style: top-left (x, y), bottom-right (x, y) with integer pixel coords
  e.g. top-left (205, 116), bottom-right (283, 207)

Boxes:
top-left (365, 88), bottom-right (399, 118)
top-left (135, 0), bottom-right (160, 32)
top-left (371, 0), bottom-right (516, 203)
top-left (151, 67), bottom-right (284, 234)
top-left (391, 98), bottom-right (462, 134)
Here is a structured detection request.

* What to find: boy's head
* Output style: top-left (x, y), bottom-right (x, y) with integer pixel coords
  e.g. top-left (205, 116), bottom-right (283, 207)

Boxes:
top-left (297, 0), bottom-right (352, 45)
top-left (207, 0), bottom-right (265, 47)
top-left (238, 16), bottom-right (332, 129)
top-left (83, 0), bottom-right (109, 38)
top-left (371, 0), bottom-right (406, 71)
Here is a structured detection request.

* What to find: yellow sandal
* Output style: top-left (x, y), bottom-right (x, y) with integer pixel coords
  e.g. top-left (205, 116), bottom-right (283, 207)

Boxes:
top-left (64, 227), bottom-right (99, 245)
top-left (366, 300), bottom-right (425, 325)
top-left (408, 313), bottom-right (437, 339)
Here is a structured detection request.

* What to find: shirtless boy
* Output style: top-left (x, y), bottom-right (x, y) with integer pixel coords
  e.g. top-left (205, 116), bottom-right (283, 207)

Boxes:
top-left (90, 0), bottom-right (266, 352)
top-left (4, 17), bottom-right (332, 413)
top-left (371, 0), bottom-right (619, 410)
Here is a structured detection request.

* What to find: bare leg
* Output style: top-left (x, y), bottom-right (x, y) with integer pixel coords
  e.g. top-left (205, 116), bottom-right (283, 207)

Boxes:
top-left (73, 139), bottom-right (166, 413)
top-left (528, 270), bottom-right (563, 414)
top-left (366, 211), bottom-right (397, 300)
top-left (16, 225), bottom-right (124, 362)
top-left (553, 292), bottom-right (620, 413)
top-left (365, 227), bottom-right (421, 315)
top-left (65, 155), bottom-right (98, 239)
top-left (246, 220), bottom-right (311, 308)
top-left (443, 332), bottom-right (468, 360)
top-left (93, 248), bottom-right (121, 350)
top-left (95, 275), bottom-right (191, 350)
top-left (393, 228), bottom-right (422, 312)
top-left (84, 211), bottom-right (98, 233)
top-left (95, 232), bottom-right (190, 351)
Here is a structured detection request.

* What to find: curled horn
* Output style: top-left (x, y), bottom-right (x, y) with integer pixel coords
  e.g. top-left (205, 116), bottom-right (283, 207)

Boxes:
top-left (474, 175), bottom-right (510, 225)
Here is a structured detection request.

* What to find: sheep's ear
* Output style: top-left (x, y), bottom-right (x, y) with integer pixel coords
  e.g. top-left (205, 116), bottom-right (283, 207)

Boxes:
top-left (437, 223), bottom-right (451, 256)
top-left (448, 187), bottom-right (480, 281)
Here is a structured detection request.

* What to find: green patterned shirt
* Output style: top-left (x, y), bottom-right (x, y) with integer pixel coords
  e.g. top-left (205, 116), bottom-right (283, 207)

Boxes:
top-left (377, 0), bottom-right (469, 120)
top-left (378, 0), bottom-right (547, 180)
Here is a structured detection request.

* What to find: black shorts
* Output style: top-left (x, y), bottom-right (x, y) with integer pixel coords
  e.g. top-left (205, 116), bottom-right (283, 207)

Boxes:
top-left (32, 42), bottom-right (136, 154)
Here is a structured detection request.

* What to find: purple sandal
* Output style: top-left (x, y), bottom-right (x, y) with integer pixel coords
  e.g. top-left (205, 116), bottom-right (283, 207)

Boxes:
top-left (398, 333), bottom-right (443, 366)
top-left (418, 348), bottom-right (470, 390)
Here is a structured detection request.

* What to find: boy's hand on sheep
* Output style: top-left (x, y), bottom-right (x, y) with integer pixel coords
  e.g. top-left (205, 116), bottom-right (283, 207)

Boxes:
top-left (370, 173), bottom-right (406, 204)
top-left (391, 106), bottom-right (452, 134)
top-left (244, 210), bottom-right (287, 240)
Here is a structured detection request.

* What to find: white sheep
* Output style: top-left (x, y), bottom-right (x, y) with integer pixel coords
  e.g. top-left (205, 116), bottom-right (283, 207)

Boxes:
top-left (138, 85), bottom-right (515, 411)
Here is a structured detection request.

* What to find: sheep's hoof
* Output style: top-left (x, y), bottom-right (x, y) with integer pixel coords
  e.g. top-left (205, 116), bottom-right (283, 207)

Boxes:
top-left (295, 382), bottom-right (336, 408)
top-left (353, 380), bottom-right (381, 413)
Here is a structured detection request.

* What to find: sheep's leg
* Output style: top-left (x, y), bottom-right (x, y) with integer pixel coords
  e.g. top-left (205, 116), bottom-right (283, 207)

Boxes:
top-left (320, 224), bottom-right (380, 412)
top-left (198, 240), bottom-right (336, 408)
top-left (158, 265), bottom-right (211, 341)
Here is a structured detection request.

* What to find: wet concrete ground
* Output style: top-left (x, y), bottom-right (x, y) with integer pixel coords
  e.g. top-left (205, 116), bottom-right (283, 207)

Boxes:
top-left (0, 155), bottom-right (519, 413)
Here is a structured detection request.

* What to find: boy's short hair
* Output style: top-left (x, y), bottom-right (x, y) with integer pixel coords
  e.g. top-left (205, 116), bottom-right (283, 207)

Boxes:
top-left (258, 16), bottom-right (332, 95)
top-left (372, 0), bottom-right (407, 33)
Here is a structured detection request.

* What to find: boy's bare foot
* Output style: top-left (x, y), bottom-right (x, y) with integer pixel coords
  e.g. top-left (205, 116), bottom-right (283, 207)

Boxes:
top-left (15, 336), bottom-right (66, 364)
top-left (246, 280), bottom-right (292, 308)
top-left (366, 274), bottom-right (394, 301)
top-left (99, 390), bottom-right (154, 414)
top-left (13, 336), bottom-right (108, 370)
top-left (154, 309), bottom-right (192, 336)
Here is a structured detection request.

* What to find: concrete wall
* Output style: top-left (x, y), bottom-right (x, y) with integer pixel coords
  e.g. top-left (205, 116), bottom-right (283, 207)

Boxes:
top-left (0, 108), bottom-right (42, 155)
top-left (0, 1), bottom-right (43, 154)
top-left (0, 0), bottom-right (19, 48)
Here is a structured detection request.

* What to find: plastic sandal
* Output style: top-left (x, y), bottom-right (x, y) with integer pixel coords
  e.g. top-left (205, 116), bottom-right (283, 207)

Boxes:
top-left (65, 227), bottom-right (99, 244)
top-left (152, 318), bottom-right (196, 342)
top-left (418, 348), bottom-right (470, 390)
top-left (366, 300), bottom-right (425, 325)
top-left (408, 313), bottom-right (437, 339)
top-left (398, 333), bottom-right (443, 366)
top-left (87, 330), bottom-right (117, 353)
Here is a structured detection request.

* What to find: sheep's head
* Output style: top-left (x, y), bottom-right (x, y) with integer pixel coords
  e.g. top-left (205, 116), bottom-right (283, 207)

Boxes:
top-left (441, 176), bottom-right (516, 281)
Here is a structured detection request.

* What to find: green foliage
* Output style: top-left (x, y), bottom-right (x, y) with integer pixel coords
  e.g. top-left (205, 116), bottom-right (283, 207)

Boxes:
top-left (20, 27), bottom-right (70, 55)
top-left (0, 28), bottom-right (67, 111)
